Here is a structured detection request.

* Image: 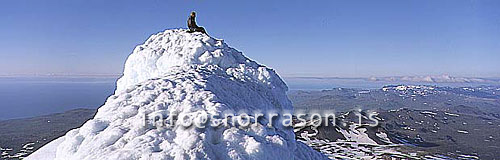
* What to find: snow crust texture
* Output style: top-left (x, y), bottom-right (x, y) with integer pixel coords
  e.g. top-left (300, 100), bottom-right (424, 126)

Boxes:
top-left (29, 29), bottom-right (326, 160)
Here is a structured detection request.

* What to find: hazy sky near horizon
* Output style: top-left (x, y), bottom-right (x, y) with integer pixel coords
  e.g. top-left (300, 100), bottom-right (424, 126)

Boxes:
top-left (1, 0), bottom-right (499, 77)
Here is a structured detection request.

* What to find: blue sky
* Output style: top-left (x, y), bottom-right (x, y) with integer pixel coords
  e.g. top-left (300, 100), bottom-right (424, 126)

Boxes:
top-left (1, 0), bottom-right (499, 77)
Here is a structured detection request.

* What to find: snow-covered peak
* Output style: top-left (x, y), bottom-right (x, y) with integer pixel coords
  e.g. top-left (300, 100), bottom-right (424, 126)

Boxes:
top-left (117, 29), bottom-right (283, 93)
top-left (27, 29), bottom-right (326, 160)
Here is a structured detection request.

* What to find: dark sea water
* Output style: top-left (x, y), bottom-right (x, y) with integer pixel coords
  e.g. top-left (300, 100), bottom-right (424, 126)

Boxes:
top-left (0, 77), bottom-right (117, 120)
top-left (0, 76), bottom-right (496, 120)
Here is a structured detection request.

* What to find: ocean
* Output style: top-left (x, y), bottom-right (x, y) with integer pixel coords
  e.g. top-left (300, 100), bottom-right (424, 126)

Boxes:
top-left (0, 77), bottom-right (117, 120)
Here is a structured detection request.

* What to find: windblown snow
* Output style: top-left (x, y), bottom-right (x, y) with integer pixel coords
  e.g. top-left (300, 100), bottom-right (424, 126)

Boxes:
top-left (27, 29), bottom-right (326, 160)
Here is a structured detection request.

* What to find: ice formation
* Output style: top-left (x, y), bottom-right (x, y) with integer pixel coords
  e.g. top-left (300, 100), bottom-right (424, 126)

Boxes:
top-left (27, 29), bottom-right (326, 160)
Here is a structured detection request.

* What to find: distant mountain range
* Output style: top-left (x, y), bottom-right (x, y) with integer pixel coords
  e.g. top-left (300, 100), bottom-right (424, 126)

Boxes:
top-left (284, 75), bottom-right (500, 84)
top-left (368, 75), bottom-right (500, 83)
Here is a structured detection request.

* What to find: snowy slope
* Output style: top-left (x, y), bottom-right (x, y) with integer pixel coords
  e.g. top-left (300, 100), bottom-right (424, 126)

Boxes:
top-left (27, 29), bottom-right (326, 160)
top-left (294, 115), bottom-right (419, 159)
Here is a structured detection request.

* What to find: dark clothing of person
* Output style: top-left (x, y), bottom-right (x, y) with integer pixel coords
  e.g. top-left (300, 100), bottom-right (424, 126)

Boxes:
top-left (187, 16), bottom-right (197, 30)
top-left (187, 14), bottom-right (206, 34)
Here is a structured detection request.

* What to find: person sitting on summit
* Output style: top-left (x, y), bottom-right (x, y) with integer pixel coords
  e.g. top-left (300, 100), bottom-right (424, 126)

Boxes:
top-left (187, 11), bottom-right (207, 34)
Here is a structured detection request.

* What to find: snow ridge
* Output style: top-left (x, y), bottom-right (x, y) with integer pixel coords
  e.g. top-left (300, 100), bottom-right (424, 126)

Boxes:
top-left (116, 29), bottom-right (282, 94)
top-left (28, 29), bottom-right (326, 160)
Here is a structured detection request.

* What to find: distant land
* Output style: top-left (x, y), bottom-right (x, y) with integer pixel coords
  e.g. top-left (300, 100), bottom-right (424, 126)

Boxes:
top-left (285, 75), bottom-right (500, 83)
top-left (284, 75), bottom-right (500, 90)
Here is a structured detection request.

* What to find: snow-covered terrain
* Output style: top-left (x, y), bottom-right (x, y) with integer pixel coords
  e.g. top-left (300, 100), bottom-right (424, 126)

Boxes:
top-left (27, 29), bottom-right (326, 160)
top-left (293, 112), bottom-right (423, 159)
